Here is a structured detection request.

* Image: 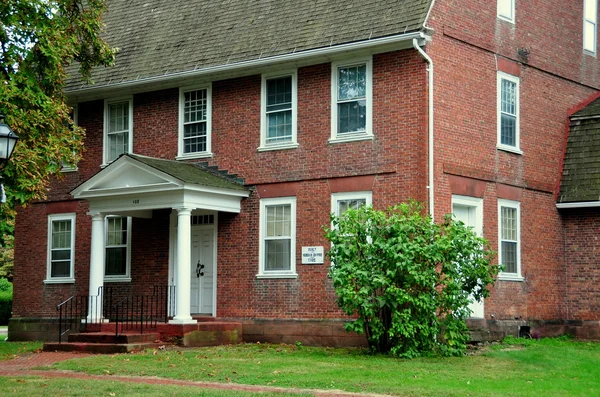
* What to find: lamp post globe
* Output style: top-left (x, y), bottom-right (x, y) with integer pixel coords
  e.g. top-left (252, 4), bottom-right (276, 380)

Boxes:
top-left (0, 114), bottom-right (19, 164)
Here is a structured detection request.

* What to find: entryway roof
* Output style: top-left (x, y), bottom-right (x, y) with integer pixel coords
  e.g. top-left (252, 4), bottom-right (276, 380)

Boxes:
top-left (71, 154), bottom-right (249, 216)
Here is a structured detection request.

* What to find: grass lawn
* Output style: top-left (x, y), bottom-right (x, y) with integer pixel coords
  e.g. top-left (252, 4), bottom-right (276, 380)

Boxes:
top-left (41, 337), bottom-right (599, 397)
top-left (0, 377), bottom-right (310, 397)
top-left (0, 341), bottom-right (42, 361)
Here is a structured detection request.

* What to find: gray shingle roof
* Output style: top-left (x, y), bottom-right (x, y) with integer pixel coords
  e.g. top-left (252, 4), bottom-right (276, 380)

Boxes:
top-left (128, 154), bottom-right (247, 191)
top-left (559, 98), bottom-right (600, 203)
top-left (66, 0), bottom-right (432, 91)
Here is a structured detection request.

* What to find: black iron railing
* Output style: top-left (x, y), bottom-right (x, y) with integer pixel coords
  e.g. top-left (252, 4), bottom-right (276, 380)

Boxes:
top-left (110, 286), bottom-right (175, 340)
top-left (56, 285), bottom-right (175, 343)
top-left (56, 287), bottom-right (103, 343)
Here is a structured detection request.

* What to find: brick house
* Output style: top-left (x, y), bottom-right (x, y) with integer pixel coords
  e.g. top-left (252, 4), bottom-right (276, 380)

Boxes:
top-left (9, 0), bottom-right (600, 343)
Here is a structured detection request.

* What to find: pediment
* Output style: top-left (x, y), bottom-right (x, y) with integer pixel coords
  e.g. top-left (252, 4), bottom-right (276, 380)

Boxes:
top-left (72, 155), bottom-right (181, 199)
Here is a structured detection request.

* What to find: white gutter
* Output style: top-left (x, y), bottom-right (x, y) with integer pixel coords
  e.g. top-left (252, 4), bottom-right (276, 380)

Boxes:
top-left (67, 31), bottom-right (428, 95)
top-left (413, 38), bottom-right (434, 220)
top-left (556, 201), bottom-right (600, 209)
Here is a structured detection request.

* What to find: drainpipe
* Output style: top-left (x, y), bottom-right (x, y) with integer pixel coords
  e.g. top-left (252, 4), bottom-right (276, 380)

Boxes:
top-left (413, 38), bottom-right (434, 220)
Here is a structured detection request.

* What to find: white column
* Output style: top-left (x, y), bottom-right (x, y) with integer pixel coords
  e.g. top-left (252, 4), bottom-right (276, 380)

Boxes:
top-left (169, 207), bottom-right (197, 324)
top-left (88, 213), bottom-right (105, 322)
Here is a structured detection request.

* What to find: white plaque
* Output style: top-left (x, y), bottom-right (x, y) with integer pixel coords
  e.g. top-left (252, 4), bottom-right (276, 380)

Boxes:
top-left (302, 246), bottom-right (324, 264)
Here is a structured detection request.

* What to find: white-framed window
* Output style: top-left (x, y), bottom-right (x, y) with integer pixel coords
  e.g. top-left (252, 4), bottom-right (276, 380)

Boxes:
top-left (178, 85), bottom-right (212, 158)
top-left (259, 71), bottom-right (298, 151)
top-left (584, 0), bottom-right (598, 54)
top-left (331, 191), bottom-right (373, 218)
top-left (498, 199), bottom-right (522, 280)
top-left (497, 0), bottom-right (515, 23)
top-left (104, 98), bottom-right (133, 165)
top-left (62, 104), bottom-right (78, 172)
top-left (45, 213), bottom-right (76, 283)
top-left (330, 58), bottom-right (373, 143)
top-left (257, 197), bottom-right (297, 278)
top-left (497, 72), bottom-right (521, 154)
top-left (105, 216), bottom-right (132, 281)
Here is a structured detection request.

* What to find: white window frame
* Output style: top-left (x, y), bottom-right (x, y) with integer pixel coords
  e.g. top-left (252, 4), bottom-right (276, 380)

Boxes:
top-left (331, 191), bottom-right (373, 219)
top-left (103, 98), bottom-right (133, 166)
top-left (497, 0), bottom-right (515, 23)
top-left (584, 0), bottom-right (598, 54)
top-left (496, 72), bottom-right (522, 154)
top-left (257, 197), bottom-right (297, 279)
top-left (61, 104), bottom-right (78, 173)
top-left (497, 199), bottom-right (523, 281)
top-left (330, 57), bottom-right (373, 143)
top-left (177, 85), bottom-right (212, 159)
top-left (104, 216), bottom-right (132, 282)
top-left (258, 71), bottom-right (298, 151)
top-left (45, 213), bottom-right (76, 284)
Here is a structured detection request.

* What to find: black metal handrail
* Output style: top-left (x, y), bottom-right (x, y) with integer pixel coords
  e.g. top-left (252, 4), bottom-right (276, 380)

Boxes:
top-left (111, 286), bottom-right (173, 342)
top-left (56, 295), bottom-right (88, 343)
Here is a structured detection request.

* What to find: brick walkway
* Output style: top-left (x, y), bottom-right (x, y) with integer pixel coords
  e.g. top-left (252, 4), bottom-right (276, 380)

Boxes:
top-left (0, 351), bottom-right (387, 397)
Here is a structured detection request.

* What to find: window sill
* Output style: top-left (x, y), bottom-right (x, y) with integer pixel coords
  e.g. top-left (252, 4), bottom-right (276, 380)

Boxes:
top-left (497, 274), bottom-right (524, 282)
top-left (104, 277), bottom-right (132, 283)
top-left (257, 142), bottom-right (299, 152)
top-left (61, 167), bottom-right (78, 173)
top-left (329, 133), bottom-right (373, 144)
top-left (497, 145), bottom-right (523, 155)
top-left (44, 278), bottom-right (75, 284)
top-left (176, 153), bottom-right (213, 161)
top-left (256, 273), bottom-right (298, 279)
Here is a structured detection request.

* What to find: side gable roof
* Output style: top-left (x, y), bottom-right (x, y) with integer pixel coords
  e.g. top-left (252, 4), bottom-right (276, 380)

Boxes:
top-left (66, 0), bottom-right (433, 92)
top-left (558, 97), bottom-right (600, 204)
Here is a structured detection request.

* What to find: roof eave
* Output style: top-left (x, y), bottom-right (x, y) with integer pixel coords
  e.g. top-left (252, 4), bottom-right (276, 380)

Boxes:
top-left (66, 30), bottom-right (430, 102)
top-left (556, 201), bottom-right (600, 209)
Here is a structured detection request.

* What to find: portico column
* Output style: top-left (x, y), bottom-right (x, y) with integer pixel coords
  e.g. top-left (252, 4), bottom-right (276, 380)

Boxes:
top-left (169, 207), bottom-right (197, 324)
top-left (88, 213), bottom-right (105, 322)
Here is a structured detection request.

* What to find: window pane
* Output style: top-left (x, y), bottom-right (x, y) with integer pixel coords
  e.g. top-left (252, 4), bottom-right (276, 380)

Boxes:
top-left (584, 21), bottom-right (596, 52)
top-left (184, 90), bottom-right (207, 123)
top-left (266, 205), bottom-right (291, 237)
top-left (266, 77), bottom-right (292, 111)
top-left (501, 206), bottom-right (517, 241)
top-left (105, 247), bottom-right (127, 276)
top-left (183, 123), bottom-right (207, 153)
top-left (501, 79), bottom-right (516, 114)
top-left (267, 110), bottom-right (292, 142)
top-left (52, 220), bottom-right (71, 249)
top-left (338, 100), bottom-right (366, 134)
top-left (107, 217), bottom-right (127, 246)
top-left (338, 65), bottom-right (366, 100)
top-left (265, 239), bottom-right (291, 271)
top-left (108, 131), bottom-right (128, 161)
top-left (500, 114), bottom-right (516, 146)
top-left (501, 241), bottom-right (517, 273)
top-left (108, 102), bottom-right (128, 133)
top-left (51, 260), bottom-right (71, 278)
top-left (337, 198), bottom-right (366, 215)
top-left (585, 0), bottom-right (597, 20)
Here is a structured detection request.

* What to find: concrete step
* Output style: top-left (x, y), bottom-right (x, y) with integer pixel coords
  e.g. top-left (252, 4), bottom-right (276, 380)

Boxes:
top-left (43, 341), bottom-right (162, 354)
top-left (68, 331), bottom-right (161, 344)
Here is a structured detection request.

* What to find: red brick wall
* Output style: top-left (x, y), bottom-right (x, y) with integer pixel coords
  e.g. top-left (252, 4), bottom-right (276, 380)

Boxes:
top-left (14, 49), bottom-right (428, 320)
top-left (563, 209), bottom-right (600, 321)
top-left (427, 1), bottom-right (598, 322)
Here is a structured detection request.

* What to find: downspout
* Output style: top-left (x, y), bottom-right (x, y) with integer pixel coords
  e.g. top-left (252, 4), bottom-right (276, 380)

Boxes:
top-left (413, 38), bottom-right (434, 220)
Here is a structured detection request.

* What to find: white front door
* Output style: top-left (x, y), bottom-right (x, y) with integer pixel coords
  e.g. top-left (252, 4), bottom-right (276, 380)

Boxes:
top-left (452, 195), bottom-right (484, 319)
top-left (190, 225), bottom-right (215, 314)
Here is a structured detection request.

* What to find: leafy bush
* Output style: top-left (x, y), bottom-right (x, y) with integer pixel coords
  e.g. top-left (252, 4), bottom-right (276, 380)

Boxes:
top-left (325, 202), bottom-right (499, 358)
top-left (0, 278), bottom-right (12, 325)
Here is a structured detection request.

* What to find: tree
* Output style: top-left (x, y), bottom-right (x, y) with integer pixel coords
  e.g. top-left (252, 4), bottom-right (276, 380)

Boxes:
top-left (0, 0), bottom-right (116, 266)
top-left (325, 202), bottom-right (499, 358)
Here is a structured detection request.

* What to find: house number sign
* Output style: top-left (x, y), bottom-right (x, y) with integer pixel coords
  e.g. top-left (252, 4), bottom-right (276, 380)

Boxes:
top-left (301, 246), bottom-right (324, 264)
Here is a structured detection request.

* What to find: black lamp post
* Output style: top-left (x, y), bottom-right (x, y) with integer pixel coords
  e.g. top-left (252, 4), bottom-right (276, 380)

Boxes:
top-left (0, 114), bottom-right (19, 203)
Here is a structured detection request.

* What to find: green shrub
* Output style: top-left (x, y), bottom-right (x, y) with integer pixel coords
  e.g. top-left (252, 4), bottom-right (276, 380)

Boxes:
top-left (0, 278), bottom-right (12, 325)
top-left (325, 202), bottom-right (499, 358)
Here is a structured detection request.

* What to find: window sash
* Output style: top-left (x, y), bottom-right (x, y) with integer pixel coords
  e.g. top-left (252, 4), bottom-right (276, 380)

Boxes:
top-left (259, 199), bottom-right (296, 276)
top-left (498, 0), bottom-right (514, 21)
top-left (105, 100), bottom-right (131, 163)
top-left (499, 203), bottom-right (520, 276)
top-left (337, 64), bottom-right (367, 135)
top-left (264, 76), bottom-right (293, 144)
top-left (497, 74), bottom-right (519, 150)
top-left (48, 215), bottom-right (75, 280)
top-left (182, 89), bottom-right (209, 154)
top-left (105, 217), bottom-right (129, 277)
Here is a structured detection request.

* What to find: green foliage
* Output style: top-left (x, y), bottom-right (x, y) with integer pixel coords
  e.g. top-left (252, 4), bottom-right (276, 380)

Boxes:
top-left (0, 278), bottom-right (12, 325)
top-left (324, 201), bottom-right (499, 358)
top-left (0, 0), bottom-right (116, 220)
top-left (0, 221), bottom-right (14, 280)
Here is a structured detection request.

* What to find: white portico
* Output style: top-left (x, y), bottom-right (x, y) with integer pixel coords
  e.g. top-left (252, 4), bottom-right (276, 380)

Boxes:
top-left (71, 154), bottom-right (249, 324)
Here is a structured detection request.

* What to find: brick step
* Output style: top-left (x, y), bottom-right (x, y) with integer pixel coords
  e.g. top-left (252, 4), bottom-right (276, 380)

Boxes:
top-left (68, 331), bottom-right (161, 344)
top-left (43, 341), bottom-right (162, 354)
